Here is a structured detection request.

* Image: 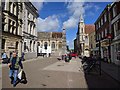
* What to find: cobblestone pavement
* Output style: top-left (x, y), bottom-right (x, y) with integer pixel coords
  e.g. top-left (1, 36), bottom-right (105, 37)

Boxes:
top-left (1, 57), bottom-right (120, 89)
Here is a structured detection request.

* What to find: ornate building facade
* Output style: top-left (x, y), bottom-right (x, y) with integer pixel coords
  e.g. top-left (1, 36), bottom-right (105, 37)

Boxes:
top-left (2, 1), bottom-right (23, 57)
top-left (37, 31), bottom-right (66, 54)
top-left (22, 2), bottom-right (39, 59)
top-left (2, 1), bottom-right (39, 59)
top-left (75, 15), bottom-right (95, 57)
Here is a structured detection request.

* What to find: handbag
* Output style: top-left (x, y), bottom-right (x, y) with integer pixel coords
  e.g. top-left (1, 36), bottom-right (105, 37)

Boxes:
top-left (18, 70), bottom-right (23, 80)
top-left (19, 70), bottom-right (27, 84)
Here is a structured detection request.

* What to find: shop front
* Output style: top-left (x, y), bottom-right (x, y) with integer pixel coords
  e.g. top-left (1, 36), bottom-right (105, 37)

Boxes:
top-left (111, 40), bottom-right (120, 66)
top-left (101, 39), bottom-right (110, 62)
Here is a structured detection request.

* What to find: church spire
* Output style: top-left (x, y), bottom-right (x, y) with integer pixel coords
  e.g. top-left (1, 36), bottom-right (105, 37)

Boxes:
top-left (79, 14), bottom-right (84, 23)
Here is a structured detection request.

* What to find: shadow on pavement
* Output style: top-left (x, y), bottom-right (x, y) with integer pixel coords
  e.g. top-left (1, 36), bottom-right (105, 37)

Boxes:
top-left (83, 66), bottom-right (120, 88)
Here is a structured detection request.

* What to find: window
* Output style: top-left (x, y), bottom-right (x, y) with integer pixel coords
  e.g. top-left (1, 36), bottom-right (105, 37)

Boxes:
top-left (91, 44), bottom-right (93, 49)
top-left (13, 3), bottom-right (15, 14)
top-left (44, 42), bottom-right (48, 49)
top-left (30, 25), bottom-right (32, 34)
top-left (105, 28), bottom-right (107, 37)
top-left (24, 42), bottom-right (26, 51)
top-left (52, 42), bottom-right (55, 49)
top-left (28, 11), bottom-right (30, 18)
top-left (99, 22), bottom-right (100, 28)
top-left (116, 43), bottom-right (120, 61)
top-left (30, 41), bottom-right (32, 51)
top-left (33, 41), bottom-right (35, 51)
top-left (37, 42), bottom-right (40, 46)
top-left (99, 33), bottom-right (101, 40)
top-left (102, 31), bottom-right (104, 38)
top-left (104, 13), bottom-right (107, 22)
top-left (81, 28), bottom-right (83, 33)
top-left (85, 36), bottom-right (88, 43)
top-left (9, 2), bottom-right (12, 13)
top-left (15, 42), bottom-right (18, 49)
top-left (96, 24), bottom-right (98, 30)
top-left (2, 39), bottom-right (5, 49)
top-left (113, 5), bottom-right (117, 18)
top-left (59, 42), bottom-right (62, 49)
top-left (101, 18), bottom-right (103, 25)
top-left (113, 21), bottom-right (119, 37)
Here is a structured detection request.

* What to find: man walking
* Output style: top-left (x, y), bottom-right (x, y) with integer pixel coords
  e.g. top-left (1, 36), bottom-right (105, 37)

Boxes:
top-left (8, 51), bottom-right (23, 87)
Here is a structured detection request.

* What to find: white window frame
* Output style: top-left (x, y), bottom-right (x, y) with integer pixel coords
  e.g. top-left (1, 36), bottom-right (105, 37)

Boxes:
top-left (104, 13), bottom-right (107, 22)
top-left (101, 18), bottom-right (103, 25)
top-left (105, 28), bottom-right (107, 36)
top-left (113, 5), bottom-right (117, 17)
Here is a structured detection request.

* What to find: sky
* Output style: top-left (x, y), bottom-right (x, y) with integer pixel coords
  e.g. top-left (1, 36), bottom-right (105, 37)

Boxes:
top-left (32, 1), bottom-right (112, 49)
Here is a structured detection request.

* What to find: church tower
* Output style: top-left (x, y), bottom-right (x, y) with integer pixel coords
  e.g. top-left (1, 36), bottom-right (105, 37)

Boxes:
top-left (78, 14), bottom-right (85, 55)
top-left (62, 28), bottom-right (67, 54)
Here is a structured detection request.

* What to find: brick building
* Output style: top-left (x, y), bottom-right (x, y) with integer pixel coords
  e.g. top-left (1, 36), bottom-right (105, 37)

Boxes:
top-left (95, 1), bottom-right (120, 65)
top-left (95, 4), bottom-right (111, 62)
top-left (110, 2), bottom-right (120, 65)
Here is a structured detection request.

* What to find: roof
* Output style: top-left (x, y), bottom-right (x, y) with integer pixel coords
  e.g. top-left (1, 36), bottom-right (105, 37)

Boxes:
top-left (94, 4), bottom-right (111, 24)
top-left (37, 32), bottom-right (63, 39)
top-left (37, 32), bottom-right (51, 39)
top-left (85, 25), bottom-right (95, 34)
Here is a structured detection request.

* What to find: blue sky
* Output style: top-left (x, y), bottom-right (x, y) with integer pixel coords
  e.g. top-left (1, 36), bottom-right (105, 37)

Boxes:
top-left (33, 2), bottom-right (112, 49)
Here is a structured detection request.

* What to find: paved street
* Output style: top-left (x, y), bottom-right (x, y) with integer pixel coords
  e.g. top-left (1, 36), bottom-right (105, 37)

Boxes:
top-left (1, 56), bottom-right (120, 88)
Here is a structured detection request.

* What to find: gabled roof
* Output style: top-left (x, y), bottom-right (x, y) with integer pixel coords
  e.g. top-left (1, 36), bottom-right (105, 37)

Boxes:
top-left (85, 25), bottom-right (95, 34)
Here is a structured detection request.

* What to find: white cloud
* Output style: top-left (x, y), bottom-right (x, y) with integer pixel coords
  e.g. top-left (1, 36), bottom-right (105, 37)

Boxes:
top-left (63, 1), bottom-right (101, 29)
top-left (30, 1), bottom-right (44, 11)
top-left (63, 0), bottom-right (85, 29)
top-left (37, 15), bottom-right (60, 32)
top-left (63, 17), bottom-right (77, 29)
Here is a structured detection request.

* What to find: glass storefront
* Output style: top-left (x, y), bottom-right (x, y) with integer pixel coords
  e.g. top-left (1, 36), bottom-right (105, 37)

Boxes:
top-left (116, 43), bottom-right (120, 61)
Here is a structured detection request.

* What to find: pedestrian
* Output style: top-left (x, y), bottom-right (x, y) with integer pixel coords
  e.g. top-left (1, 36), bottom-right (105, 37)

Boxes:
top-left (2, 52), bottom-right (8, 64)
top-left (21, 52), bottom-right (25, 61)
top-left (10, 51), bottom-right (12, 59)
top-left (8, 51), bottom-right (23, 87)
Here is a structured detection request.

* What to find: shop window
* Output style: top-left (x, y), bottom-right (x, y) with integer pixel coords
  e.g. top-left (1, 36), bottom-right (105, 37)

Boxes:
top-left (116, 43), bottom-right (120, 61)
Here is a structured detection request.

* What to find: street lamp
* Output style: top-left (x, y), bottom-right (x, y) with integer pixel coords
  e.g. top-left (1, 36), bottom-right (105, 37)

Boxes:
top-left (107, 33), bottom-right (112, 63)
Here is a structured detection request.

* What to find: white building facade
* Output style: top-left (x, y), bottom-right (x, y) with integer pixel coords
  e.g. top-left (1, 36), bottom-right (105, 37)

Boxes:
top-left (2, 1), bottom-right (23, 57)
top-left (22, 2), bottom-right (39, 59)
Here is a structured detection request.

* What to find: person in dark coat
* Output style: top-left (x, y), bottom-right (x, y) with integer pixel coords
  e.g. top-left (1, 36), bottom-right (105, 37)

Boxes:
top-left (8, 51), bottom-right (23, 87)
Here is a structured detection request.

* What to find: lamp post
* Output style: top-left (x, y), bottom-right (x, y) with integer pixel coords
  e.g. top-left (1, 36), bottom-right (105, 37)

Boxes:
top-left (107, 33), bottom-right (112, 63)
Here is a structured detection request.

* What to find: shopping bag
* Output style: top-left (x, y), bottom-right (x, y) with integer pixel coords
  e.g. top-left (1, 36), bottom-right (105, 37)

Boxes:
top-left (20, 70), bottom-right (27, 84)
top-left (18, 70), bottom-right (22, 80)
